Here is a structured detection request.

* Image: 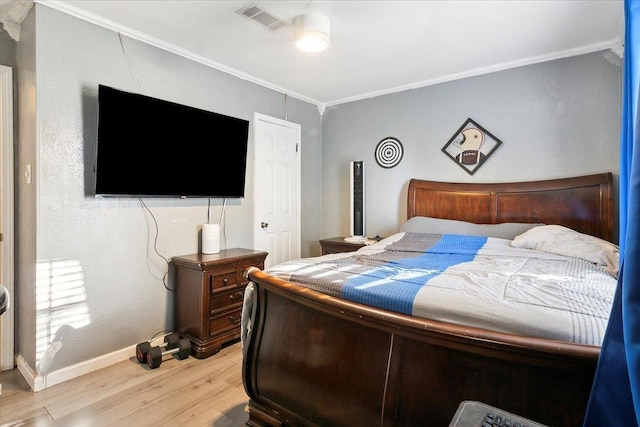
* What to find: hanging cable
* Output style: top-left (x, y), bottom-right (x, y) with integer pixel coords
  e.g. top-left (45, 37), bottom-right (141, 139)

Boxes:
top-left (219, 198), bottom-right (227, 224)
top-left (139, 198), bottom-right (173, 292)
top-left (118, 32), bottom-right (142, 93)
top-left (219, 198), bottom-right (227, 249)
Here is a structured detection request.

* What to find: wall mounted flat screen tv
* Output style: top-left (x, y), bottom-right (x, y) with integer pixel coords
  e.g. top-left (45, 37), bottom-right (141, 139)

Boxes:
top-left (95, 85), bottom-right (249, 198)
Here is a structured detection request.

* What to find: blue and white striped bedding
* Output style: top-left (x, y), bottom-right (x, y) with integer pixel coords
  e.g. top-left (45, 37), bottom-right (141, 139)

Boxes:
top-left (264, 232), bottom-right (617, 346)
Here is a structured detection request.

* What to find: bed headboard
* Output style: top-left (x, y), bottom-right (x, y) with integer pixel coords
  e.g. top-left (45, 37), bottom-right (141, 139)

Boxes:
top-left (407, 173), bottom-right (613, 242)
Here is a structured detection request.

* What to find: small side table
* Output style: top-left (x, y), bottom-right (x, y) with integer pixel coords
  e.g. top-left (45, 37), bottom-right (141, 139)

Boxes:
top-left (172, 248), bottom-right (268, 358)
top-left (319, 237), bottom-right (368, 255)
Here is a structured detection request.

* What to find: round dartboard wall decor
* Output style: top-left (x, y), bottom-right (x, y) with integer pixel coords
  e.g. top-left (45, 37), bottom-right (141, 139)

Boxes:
top-left (375, 137), bottom-right (404, 168)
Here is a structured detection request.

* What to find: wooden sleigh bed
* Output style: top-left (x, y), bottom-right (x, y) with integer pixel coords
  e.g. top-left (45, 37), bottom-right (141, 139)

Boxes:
top-left (242, 173), bottom-right (615, 427)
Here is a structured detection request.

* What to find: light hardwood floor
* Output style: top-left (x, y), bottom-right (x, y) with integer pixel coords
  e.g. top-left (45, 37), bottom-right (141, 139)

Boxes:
top-left (0, 341), bottom-right (249, 426)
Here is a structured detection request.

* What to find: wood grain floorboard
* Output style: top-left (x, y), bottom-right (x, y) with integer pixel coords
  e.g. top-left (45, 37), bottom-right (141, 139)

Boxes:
top-left (0, 341), bottom-right (249, 426)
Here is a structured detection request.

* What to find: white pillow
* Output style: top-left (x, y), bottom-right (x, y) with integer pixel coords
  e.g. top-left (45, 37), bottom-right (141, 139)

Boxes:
top-left (511, 225), bottom-right (619, 278)
top-left (400, 216), bottom-right (542, 240)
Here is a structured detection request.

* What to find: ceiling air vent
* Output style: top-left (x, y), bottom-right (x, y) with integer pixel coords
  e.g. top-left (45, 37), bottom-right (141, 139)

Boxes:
top-left (236, 5), bottom-right (288, 32)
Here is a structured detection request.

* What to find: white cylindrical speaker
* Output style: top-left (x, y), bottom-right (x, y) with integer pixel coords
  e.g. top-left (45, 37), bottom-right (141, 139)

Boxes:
top-left (201, 223), bottom-right (220, 254)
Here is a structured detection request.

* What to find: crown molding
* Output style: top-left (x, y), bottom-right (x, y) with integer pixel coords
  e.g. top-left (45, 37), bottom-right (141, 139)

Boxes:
top-left (0, 0), bottom-right (34, 40)
top-left (37, 0), bottom-right (325, 109)
top-left (324, 39), bottom-right (623, 108)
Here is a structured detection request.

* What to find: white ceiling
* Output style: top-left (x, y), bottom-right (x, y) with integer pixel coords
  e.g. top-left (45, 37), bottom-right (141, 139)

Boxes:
top-left (1, 0), bottom-right (625, 107)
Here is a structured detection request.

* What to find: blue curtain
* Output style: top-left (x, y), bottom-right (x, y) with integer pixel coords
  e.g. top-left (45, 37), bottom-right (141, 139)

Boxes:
top-left (583, 0), bottom-right (640, 425)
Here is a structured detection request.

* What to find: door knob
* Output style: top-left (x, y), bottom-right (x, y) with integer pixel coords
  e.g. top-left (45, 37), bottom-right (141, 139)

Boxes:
top-left (261, 222), bottom-right (269, 229)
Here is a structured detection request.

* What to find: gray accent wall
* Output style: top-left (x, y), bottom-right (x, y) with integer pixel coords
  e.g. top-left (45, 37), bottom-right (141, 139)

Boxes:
top-left (322, 51), bottom-right (621, 240)
top-left (12, 4), bottom-right (322, 374)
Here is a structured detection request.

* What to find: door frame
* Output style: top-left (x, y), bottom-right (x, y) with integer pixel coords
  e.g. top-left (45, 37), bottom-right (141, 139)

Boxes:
top-left (0, 65), bottom-right (15, 371)
top-left (252, 112), bottom-right (301, 267)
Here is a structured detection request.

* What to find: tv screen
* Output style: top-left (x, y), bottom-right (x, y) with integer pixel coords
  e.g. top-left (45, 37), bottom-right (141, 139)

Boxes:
top-left (95, 85), bottom-right (249, 198)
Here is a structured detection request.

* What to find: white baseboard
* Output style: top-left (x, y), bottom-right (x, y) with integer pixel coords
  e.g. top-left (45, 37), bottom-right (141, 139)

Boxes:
top-left (15, 354), bottom-right (43, 391)
top-left (15, 344), bottom-right (136, 392)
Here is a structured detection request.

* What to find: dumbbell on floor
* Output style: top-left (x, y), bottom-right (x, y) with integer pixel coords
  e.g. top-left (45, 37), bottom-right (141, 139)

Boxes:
top-left (136, 333), bottom-right (179, 364)
top-left (147, 337), bottom-right (191, 369)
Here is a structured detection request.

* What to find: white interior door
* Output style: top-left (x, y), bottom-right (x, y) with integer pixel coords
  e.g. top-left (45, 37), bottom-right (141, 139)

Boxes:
top-left (253, 113), bottom-right (301, 269)
top-left (0, 65), bottom-right (15, 371)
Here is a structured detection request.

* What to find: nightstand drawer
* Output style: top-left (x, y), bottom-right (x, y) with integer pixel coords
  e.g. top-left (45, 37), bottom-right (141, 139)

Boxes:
top-left (211, 270), bottom-right (241, 291)
top-left (210, 286), bottom-right (246, 312)
top-left (210, 307), bottom-right (242, 336)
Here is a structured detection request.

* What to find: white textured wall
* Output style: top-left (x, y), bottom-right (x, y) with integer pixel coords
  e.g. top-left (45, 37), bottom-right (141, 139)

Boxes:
top-left (322, 51), bottom-right (621, 240)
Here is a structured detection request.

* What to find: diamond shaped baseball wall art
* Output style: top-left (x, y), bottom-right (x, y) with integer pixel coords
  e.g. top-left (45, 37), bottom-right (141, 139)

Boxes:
top-left (441, 118), bottom-right (503, 175)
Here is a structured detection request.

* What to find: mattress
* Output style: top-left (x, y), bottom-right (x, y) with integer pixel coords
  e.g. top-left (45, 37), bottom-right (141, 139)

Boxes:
top-left (262, 231), bottom-right (618, 346)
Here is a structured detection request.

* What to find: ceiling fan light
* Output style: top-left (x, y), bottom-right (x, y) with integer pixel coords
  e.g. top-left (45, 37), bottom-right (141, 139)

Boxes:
top-left (295, 30), bottom-right (329, 52)
top-left (293, 12), bottom-right (330, 53)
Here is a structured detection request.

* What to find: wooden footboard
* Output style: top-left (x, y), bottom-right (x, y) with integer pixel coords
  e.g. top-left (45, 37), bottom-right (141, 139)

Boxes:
top-left (242, 268), bottom-right (599, 427)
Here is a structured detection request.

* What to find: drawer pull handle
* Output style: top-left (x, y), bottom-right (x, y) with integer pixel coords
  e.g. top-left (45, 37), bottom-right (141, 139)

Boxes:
top-left (223, 278), bottom-right (228, 285)
top-left (229, 291), bottom-right (243, 300)
top-left (229, 315), bottom-right (241, 324)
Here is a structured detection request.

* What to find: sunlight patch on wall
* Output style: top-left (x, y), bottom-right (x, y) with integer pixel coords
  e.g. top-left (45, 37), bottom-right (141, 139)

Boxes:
top-left (35, 259), bottom-right (91, 373)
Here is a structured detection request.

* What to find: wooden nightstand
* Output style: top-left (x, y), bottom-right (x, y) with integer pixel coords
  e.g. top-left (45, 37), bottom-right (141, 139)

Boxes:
top-left (172, 248), bottom-right (268, 359)
top-left (319, 237), bottom-right (368, 255)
